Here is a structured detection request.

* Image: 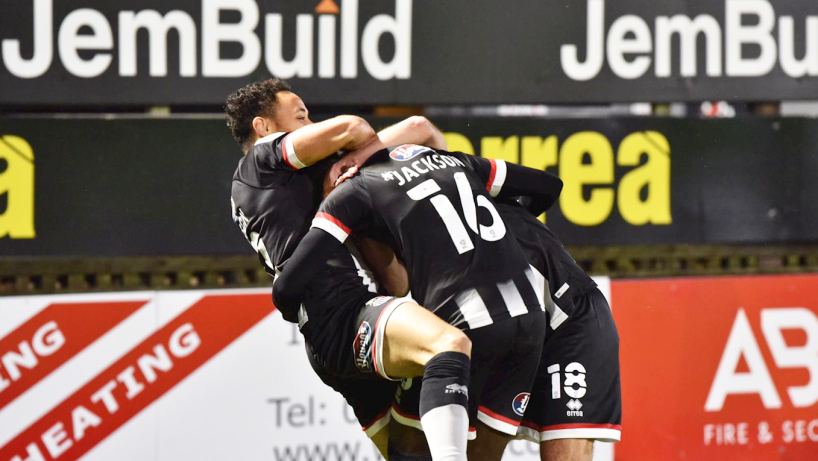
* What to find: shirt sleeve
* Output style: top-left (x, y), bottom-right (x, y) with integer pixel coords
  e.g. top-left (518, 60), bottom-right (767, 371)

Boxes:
top-left (252, 132), bottom-right (307, 171)
top-left (272, 228), bottom-right (340, 321)
top-left (444, 150), bottom-right (495, 190)
top-left (310, 180), bottom-right (373, 244)
top-left (444, 150), bottom-right (515, 198)
top-left (447, 151), bottom-right (563, 212)
top-left (272, 179), bottom-right (374, 319)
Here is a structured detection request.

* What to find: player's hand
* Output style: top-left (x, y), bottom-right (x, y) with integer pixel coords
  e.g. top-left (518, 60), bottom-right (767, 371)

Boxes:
top-left (322, 135), bottom-right (384, 197)
top-left (323, 160), bottom-right (357, 197)
top-left (335, 166), bottom-right (358, 187)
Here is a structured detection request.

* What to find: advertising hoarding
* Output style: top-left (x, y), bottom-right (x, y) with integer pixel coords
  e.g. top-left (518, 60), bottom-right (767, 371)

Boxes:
top-left (1, 0), bottom-right (817, 105)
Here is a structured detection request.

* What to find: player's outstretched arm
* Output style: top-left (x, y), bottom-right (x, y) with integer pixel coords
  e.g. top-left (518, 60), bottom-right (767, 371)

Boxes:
top-left (498, 162), bottom-right (564, 213)
top-left (325, 117), bottom-right (447, 191)
top-left (451, 151), bottom-right (564, 213)
top-left (287, 115), bottom-right (377, 168)
top-left (272, 228), bottom-right (340, 320)
top-left (377, 116), bottom-right (448, 151)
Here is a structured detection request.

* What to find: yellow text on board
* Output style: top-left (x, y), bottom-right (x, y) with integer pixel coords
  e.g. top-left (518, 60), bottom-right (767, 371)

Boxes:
top-left (0, 136), bottom-right (35, 239)
top-left (444, 131), bottom-right (671, 226)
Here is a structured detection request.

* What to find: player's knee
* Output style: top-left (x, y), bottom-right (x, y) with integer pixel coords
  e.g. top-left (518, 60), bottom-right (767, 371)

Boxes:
top-left (432, 329), bottom-right (471, 358)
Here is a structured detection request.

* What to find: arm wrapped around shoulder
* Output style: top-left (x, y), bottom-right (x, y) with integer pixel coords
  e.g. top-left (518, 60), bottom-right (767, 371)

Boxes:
top-left (272, 228), bottom-right (340, 321)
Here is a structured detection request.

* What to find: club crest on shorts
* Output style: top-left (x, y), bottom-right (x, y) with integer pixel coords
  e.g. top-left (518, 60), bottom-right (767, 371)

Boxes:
top-left (512, 392), bottom-right (531, 416)
top-left (390, 144), bottom-right (428, 161)
top-left (353, 321), bottom-right (373, 373)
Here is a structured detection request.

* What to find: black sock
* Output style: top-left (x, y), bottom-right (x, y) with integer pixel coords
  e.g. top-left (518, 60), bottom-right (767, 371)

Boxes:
top-left (419, 351), bottom-right (471, 417)
top-left (418, 351), bottom-right (471, 461)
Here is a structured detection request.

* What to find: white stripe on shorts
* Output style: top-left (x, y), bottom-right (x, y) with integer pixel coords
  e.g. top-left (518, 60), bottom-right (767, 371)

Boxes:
top-left (477, 409), bottom-right (519, 436)
top-left (374, 298), bottom-right (412, 381)
top-left (363, 412), bottom-right (391, 438)
top-left (539, 427), bottom-right (621, 443)
top-left (390, 407), bottom-right (478, 441)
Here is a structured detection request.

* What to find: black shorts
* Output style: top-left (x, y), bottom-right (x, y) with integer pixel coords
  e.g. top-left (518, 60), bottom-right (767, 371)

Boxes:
top-left (392, 311), bottom-right (546, 439)
top-left (517, 288), bottom-right (622, 443)
top-left (304, 296), bottom-right (412, 437)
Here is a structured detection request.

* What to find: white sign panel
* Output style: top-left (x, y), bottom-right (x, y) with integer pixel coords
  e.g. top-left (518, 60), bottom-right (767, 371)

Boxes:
top-left (0, 284), bottom-right (613, 461)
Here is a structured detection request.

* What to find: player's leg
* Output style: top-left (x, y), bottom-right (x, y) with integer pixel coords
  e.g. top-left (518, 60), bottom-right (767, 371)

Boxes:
top-left (359, 297), bottom-right (471, 461)
top-left (380, 299), bottom-right (471, 378)
top-left (466, 311), bottom-right (545, 461)
top-left (303, 340), bottom-right (395, 458)
top-left (540, 439), bottom-right (594, 461)
top-left (384, 301), bottom-right (472, 461)
top-left (370, 427), bottom-right (390, 459)
top-left (519, 288), bottom-right (622, 461)
top-left (387, 285), bottom-right (545, 461)
top-left (467, 422), bottom-right (514, 460)
top-left (388, 419), bottom-right (430, 456)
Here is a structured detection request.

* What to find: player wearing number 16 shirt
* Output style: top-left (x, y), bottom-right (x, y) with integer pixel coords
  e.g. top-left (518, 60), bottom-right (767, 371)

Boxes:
top-left (227, 79), bottom-right (484, 460)
top-left (274, 143), bottom-right (564, 458)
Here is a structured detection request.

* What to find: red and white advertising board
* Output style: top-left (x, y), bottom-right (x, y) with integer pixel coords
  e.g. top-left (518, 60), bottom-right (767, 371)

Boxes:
top-left (612, 274), bottom-right (818, 460)
top-left (0, 285), bottom-right (613, 461)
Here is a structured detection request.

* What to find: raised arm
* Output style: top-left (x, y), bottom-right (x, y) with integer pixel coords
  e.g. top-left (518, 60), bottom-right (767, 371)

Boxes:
top-left (286, 115), bottom-right (377, 168)
top-left (377, 116), bottom-right (448, 151)
top-left (323, 117), bottom-right (448, 191)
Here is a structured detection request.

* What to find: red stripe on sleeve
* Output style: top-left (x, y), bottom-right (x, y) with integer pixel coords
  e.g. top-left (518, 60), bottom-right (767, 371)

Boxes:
top-left (280, 134), bottom-right (298, 170)
top-left (315, 212), bottom-right (352, 234)
top-left (486, 159), bottom-right (497, 192)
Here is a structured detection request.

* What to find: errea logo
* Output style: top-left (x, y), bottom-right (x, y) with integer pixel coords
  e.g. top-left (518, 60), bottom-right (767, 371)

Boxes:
top-left (0, 135), bottom-right (35, 239)
top-left (445, 383), bottom-right (468, 396)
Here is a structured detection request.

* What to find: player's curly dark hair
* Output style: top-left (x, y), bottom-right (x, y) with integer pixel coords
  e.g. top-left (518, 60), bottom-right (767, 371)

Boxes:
top-left (225, 78), bottom-right (293, 153)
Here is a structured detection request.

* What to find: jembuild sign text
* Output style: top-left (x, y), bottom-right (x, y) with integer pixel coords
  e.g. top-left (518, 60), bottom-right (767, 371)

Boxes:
top-left (1, 0), bottom-right (817, 104)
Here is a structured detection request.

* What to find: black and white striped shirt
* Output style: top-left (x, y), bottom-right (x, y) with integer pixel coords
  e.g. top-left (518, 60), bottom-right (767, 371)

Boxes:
top-left (277, 146), bottom-right (562, 330)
